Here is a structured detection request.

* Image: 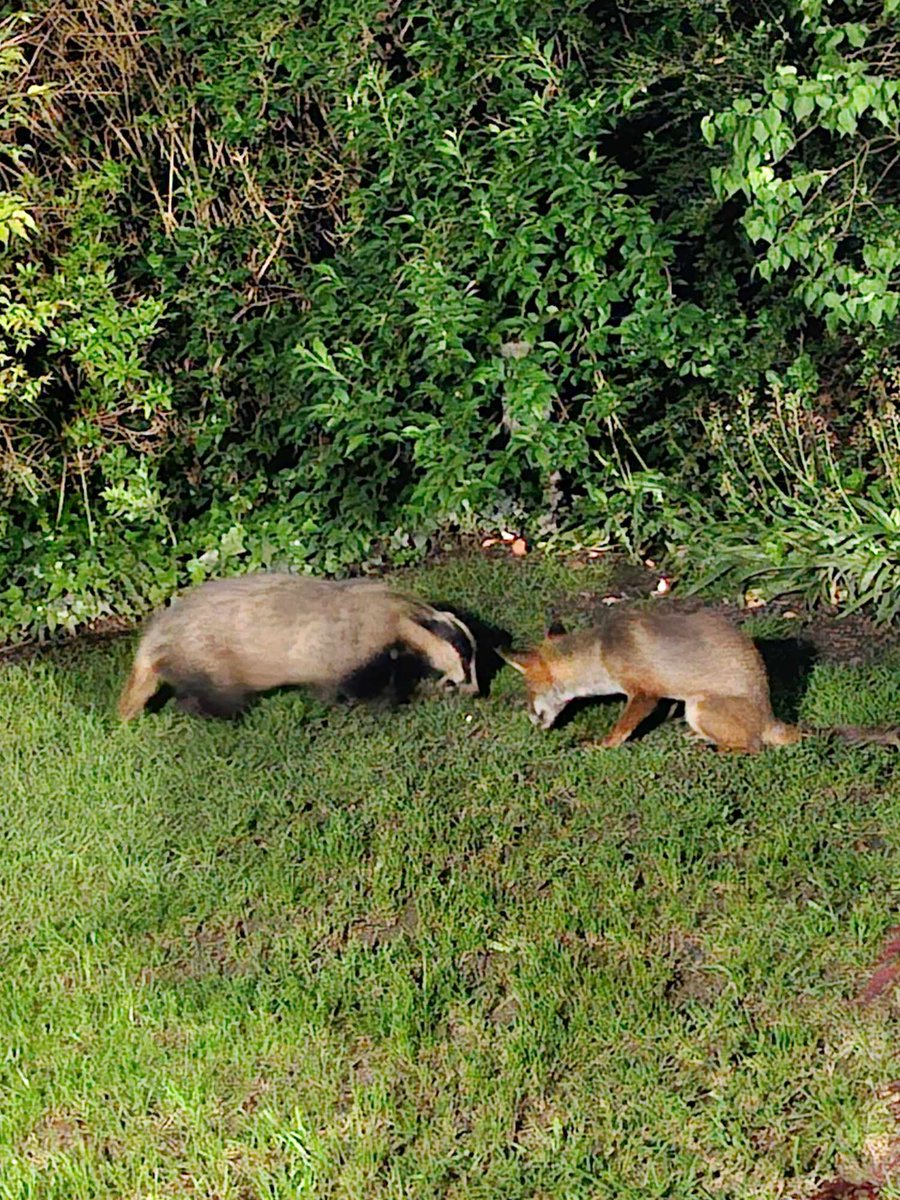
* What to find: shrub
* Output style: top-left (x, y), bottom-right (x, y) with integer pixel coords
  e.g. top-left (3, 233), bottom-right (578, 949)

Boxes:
top-left (1, 0), bottom-right (899, 640)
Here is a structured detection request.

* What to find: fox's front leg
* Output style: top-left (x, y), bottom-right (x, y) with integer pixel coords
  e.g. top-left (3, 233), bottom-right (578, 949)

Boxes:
top-left (590, 693), bottom-right (660, 748)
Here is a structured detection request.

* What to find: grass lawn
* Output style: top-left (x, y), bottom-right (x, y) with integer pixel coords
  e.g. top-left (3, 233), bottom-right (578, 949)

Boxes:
top-left (0, 555), bottom-right (897, 1199)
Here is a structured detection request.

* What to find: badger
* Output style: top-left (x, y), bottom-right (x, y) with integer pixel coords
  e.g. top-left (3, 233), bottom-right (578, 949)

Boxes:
top-left (117, 573), bottom-right (478, 720)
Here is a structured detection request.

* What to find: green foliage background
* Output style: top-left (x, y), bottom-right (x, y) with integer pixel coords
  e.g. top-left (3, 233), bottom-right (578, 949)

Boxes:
top-left (2, 0), bottom-right (899, 638)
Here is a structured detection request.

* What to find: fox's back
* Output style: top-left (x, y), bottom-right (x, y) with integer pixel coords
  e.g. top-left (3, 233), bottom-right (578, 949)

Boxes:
top-left (545, 609), bottom-right (769, 701)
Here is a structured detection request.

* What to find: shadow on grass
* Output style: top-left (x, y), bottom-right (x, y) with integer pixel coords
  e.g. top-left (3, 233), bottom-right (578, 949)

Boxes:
top-left (754, 636), bottom-right (818, 724)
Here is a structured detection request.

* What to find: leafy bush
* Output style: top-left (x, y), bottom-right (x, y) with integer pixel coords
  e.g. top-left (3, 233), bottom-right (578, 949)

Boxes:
top-left (1, 0), bottom-right (899, 640)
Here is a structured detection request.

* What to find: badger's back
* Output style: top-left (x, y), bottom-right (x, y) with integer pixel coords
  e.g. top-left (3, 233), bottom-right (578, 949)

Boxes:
top-left (119, 572), bottom-right (478, 720)
top-left (142, 574), bottom-right (410, 692)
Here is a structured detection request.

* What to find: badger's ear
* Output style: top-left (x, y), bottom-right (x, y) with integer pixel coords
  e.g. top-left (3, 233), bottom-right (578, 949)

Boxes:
top-left (496, 647), bottom-right (532, 674)
top-left (546, 620), bottom-right (567, 638)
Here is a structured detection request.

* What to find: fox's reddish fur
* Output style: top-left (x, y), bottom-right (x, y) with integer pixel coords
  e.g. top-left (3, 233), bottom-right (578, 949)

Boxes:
top-left (501, 608), bottom-right (896, 753)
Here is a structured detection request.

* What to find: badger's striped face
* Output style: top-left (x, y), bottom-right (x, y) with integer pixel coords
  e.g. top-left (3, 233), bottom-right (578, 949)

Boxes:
top-left (423, 612), bottom-right (479, 694)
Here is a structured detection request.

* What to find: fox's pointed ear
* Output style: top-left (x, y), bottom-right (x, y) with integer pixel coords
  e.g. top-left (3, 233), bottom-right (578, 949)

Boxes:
top-left (496, 647), bottom-right (531, 674)
top-left (546, 620), bottom-right (566, 638)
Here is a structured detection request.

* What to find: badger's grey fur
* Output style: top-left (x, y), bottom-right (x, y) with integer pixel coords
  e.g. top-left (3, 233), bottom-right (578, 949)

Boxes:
top-left (117, 574), bottom-right (478, 720)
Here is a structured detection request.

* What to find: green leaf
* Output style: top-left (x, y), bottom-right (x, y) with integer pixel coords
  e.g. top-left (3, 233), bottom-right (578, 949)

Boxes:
top-left (835, 107), bottom-right (858, 135)
top-left (793, 93), bottom-right (815, 121)
top-left (850, 82), bottom-right (874, 116)
top-left (700, 113), bottom-right (717, 146)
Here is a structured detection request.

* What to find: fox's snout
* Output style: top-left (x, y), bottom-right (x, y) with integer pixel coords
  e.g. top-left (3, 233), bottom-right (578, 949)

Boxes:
top-left (529, 692), bottom-right (562, 730)
top-left (497, 646), bottom-right (565, 729)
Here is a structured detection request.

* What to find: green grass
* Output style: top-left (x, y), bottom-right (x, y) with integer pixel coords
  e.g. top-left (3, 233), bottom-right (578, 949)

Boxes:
top-left (0, 556), bottom-right (898, 1199)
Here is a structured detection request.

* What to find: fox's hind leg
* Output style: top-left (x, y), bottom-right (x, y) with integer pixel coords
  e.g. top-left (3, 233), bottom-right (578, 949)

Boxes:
top-left (685, 696), bottom-right (764, 753)
top-left (592, 693), bottom-right (659, 748)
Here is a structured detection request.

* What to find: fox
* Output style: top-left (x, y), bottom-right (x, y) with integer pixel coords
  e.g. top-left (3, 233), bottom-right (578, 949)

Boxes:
top-left (499, 608), bottom-right (899, 753)
top-left (117, 573), bottom-right (479, 721)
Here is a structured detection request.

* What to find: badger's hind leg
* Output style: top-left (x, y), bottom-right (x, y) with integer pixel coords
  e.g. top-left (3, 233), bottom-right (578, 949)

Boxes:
top-left (118, 651), bottom-right (162, 721)
top-left (684, 696), bottom-right (765, 753)
top-left (172, 675), bottom-right (249, 720)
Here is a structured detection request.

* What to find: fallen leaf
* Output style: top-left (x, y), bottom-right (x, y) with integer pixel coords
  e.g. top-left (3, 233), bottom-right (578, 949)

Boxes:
top-left (859, 927), bottom-right (900, 1004)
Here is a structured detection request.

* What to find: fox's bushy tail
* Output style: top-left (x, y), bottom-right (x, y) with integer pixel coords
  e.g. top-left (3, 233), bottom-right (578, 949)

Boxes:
top-left (765, 721), bottom-right (900, 749)
top-left (828, 724), bottom-right (900, 748)
top-left (762, 720), bottom-right (803, 747)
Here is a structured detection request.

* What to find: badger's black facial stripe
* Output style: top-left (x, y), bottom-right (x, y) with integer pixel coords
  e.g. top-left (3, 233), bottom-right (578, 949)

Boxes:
top-left (419, 604), bottom-right (511, 698)
top-left (415, 616), bottom-right (476, 681)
